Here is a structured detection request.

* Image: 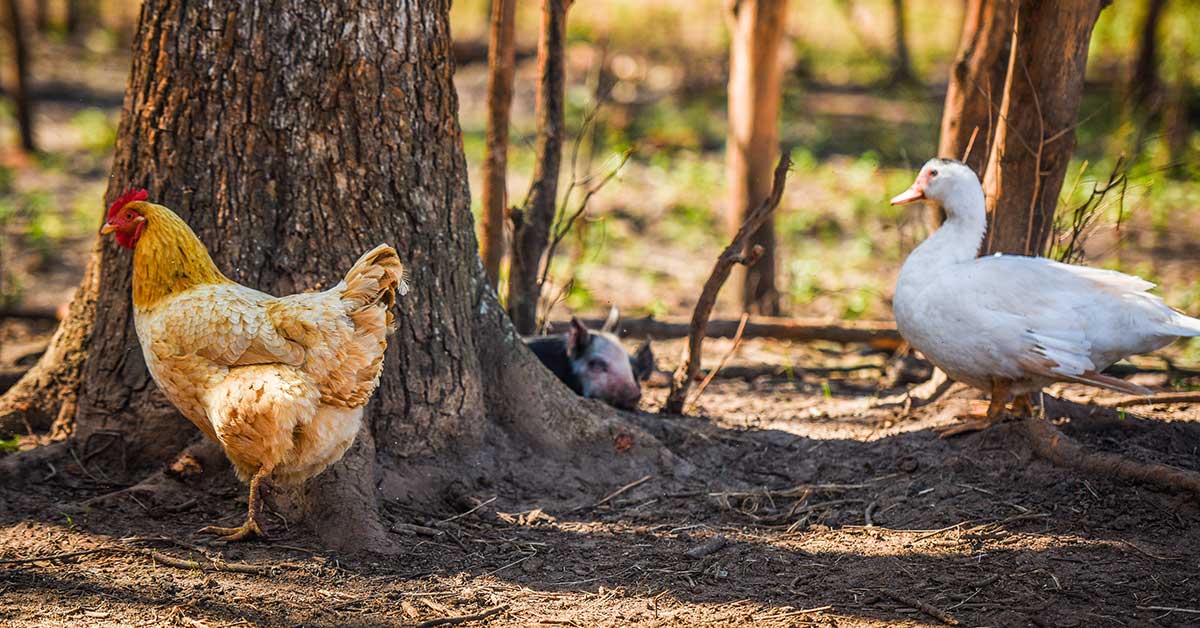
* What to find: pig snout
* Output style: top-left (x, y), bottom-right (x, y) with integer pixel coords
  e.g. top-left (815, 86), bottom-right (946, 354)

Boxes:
top-left (613, 385), bottom-right (642, 410)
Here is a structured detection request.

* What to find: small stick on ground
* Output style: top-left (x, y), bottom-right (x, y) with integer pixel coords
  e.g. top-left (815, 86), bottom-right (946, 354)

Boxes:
top-left (864, 500), bottom-right (878, 527)
top-left (879, 589), bottom-right (959, 626)
top-left (753, 605), bottom-right (834, 621)
top-left (686, 312), bottom-right (750, 413)
top-left (684, 534), bottom-right (727, 559)
top-left (575, 474), bottom-right (652, 511)
top-left (0, 546), bottom-right (271, 575)
top-left (439, 495), bottom-right (498, 523)
top-left (141, 549), bottom-right (272, 575)
top-left (1023, 413), bottom-right (1200, 495)
top-left (1136, 605), bottom-right (1200, 615)
top-left (0, 548), bottom-right (109, 565)
top-left (663, 152), bottom-right (791, 414)
top-left (416, 603), bottom-right (509, 628)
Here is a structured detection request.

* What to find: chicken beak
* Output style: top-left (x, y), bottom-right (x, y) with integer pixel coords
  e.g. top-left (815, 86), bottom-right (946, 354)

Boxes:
top-left (100, 222), bottom-right (116, 235)
top-left (889, 182), bottom-right (925, 205)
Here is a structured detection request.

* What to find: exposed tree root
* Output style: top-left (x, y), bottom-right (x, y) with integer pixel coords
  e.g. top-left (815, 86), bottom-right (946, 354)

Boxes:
top-left (1023, 400), bottom-right (1200, 495)
top-left (0, 242), bottom-right (99, 439)
top-left (1097, 391), bottom-right (1200, 408)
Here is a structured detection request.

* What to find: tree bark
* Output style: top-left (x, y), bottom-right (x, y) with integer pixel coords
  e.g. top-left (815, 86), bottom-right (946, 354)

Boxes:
top-left (33, 0), bottom-right (49, 32)
top-left (937, 0), bottom-right (1014, 195)
top-left (1129, 0), bottom-right (1167, 108)
top-left (889, 0), bottom-right (915, 85)
top-left (3, 0), bottom-right (34, 152)
top-left (726, 0), bottom-right (787, 316)
top-left (480, 0), bottom-right (517, 290)
top-left (65, 0), bottom-right (84, 37)
top-left (506, 0), bottom-right (569, 335)
top-left (0, 0), bottom-right (669, 552)
top-left (980, 0), bottom-right (1106, 256)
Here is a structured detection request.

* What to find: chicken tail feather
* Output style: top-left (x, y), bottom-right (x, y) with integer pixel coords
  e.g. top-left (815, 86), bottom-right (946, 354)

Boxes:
top-left (341, 244), bottom-right (407, 325)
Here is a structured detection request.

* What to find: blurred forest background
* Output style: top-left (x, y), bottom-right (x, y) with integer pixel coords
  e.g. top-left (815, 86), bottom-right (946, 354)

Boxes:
top-left (1, 0), bottom-right (1198, 345)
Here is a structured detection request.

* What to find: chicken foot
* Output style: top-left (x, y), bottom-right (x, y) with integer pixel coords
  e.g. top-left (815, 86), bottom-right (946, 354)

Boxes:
top-left (199, 464), bottom-right (272, 542)
top-left (935, 379), bottom-right (1013, 438)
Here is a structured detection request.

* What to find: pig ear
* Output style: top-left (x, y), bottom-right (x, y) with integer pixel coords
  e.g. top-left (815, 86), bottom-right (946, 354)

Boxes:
top-left (601, 305), bottom-right (620, 334)
top-left (567, 317), bottom-right (592, 358)
top-left (631, 341), bottom-right (655, 381)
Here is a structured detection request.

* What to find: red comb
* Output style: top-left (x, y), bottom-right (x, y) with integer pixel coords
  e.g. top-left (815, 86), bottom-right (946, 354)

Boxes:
top-left (106, 189), bottom-right (149, 220)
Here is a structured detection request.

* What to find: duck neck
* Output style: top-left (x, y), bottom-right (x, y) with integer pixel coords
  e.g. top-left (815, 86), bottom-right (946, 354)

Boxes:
top-left (904, 184), bottom-right (987, 273)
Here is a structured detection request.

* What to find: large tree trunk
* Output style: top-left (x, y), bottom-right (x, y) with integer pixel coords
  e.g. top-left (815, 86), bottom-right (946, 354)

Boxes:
top-left (937, 0), bottom-right (1014, 183)
top-left (3, 0), bottom-right (34, 152)
top-left (0, 0), bottom-right (670, 552)
top-left (506, 0), bottom-right (569, 335)
top-left (726, 0), bottom-right (787, 316)
top-left (479, 0), bottom-right (517, 290)
top-left (981, 0), bottom-right (1106, 256)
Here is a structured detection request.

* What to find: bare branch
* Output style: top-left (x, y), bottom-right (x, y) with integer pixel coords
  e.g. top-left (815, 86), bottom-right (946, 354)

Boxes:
top-left (663, 152), bottom-right (791, 414)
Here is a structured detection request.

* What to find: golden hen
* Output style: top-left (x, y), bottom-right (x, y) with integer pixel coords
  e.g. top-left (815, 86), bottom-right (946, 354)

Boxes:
top-left (101, 190), bottom-right (408, 541)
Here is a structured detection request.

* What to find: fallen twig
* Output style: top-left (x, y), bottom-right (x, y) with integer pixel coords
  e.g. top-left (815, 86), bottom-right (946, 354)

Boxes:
top-left (753, 605), bottom-right (834, 621)
top-left (663, 152), bottom-right (791, 414)
top-left (547, 315), bottom-right (899, 348)
top-left (440, 495), bottom-right (498, 523)
top-left (879, 589), bottom-right (959, 626)
top-left (416, 603), bottom-right (509, 628)
top-left (1137, 605), bottom-right (1200, 615)
top-left (575, 474), bottom-right (652, 512)
top-left (684, 534), bottom-right (727, 559)
top-left (142, 549), bottom-right (271, 575)
top-left (0, 548), bottom-right (109, 565)
top-left (0, 545), bottom-right (272, 575)
top-left (0, 305), bottom-right (63, 321)
top-left (1098, 391), bottom-right (1200, 408)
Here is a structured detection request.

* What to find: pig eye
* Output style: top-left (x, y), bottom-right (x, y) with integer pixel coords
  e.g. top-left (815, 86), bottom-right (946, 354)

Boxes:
top-left (928, 169), bottom-right (939, 178)
top-left (588, 359), bottom-right (607, 372)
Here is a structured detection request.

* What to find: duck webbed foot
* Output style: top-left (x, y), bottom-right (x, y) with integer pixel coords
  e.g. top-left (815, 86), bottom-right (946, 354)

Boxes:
top-left (935, 379), bottom-right (1014, 438)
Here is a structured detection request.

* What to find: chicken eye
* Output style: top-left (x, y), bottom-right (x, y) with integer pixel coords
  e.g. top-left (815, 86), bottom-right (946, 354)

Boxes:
top-left (125, 212), bottom-right (134, 219)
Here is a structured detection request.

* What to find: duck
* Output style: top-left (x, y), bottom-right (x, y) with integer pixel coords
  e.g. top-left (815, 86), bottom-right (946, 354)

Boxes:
top-left (889, 157), bottom-right (1200, 436)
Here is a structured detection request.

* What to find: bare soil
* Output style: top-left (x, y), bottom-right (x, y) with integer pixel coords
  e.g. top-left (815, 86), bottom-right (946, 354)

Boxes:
top-left (3, 335), bottom-right (1200, 627)
top-left (4, 36), bottom-right (1200, 628)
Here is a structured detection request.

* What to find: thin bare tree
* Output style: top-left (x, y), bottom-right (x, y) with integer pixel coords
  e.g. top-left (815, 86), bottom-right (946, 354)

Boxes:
top-left (480, 0), bottom-right (517, 290)
top-left (3, 0), bottom-right (34, 152)
top-left (726, 0), bottom-right (788, 316)
top-left (981, 0), bottom-right (1108, 256)
top-left (507, 0), bottom-right (570, 335)
top-left (1129, 0), bottom-right (1167, 108)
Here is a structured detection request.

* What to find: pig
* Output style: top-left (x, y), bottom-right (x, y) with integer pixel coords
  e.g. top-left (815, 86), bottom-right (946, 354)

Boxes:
top-left (525, 313), bottom-right (655, 410)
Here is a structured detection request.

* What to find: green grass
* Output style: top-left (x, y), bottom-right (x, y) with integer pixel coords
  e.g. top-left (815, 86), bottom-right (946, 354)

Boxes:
top-left (0, 435), bottom-right (20, 454)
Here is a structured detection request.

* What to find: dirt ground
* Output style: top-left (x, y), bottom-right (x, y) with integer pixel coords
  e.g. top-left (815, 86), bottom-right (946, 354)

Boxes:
top-left (3, 334), bottom-right (1200, 627)
top-left (4, 29), bottom-right (1200, 628)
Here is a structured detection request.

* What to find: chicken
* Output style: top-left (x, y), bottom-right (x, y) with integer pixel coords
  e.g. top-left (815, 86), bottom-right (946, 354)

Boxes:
top-left (101, 189), bottom-right (408, 541)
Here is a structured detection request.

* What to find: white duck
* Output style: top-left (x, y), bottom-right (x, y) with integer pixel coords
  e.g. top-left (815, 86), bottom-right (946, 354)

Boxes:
top-left (890, 158), bottom-right (1200, 436)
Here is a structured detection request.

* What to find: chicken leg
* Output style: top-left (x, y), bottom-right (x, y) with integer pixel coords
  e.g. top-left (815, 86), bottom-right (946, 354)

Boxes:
top-left (199, 464), bottom-right (272, 542)
top-left (935, 379), bottom-right (1013, 438)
